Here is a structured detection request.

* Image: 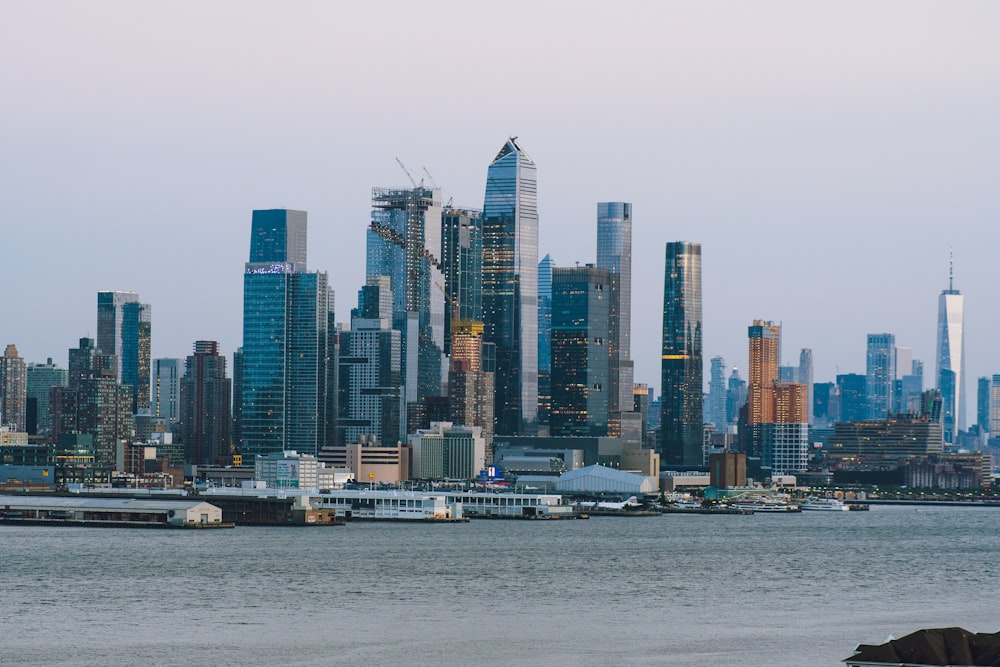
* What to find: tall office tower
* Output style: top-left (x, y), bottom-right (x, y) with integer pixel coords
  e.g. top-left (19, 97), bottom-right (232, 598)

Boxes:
top-left (661, 242), bottom-right (703, 466)
top-left (179, 341), bottom-right (232, 465)
top-left (779, 366), bottom-right (797, 383)
top-left (241, 209), bottom-right (335, 458)
top-left (726, 367), bottom-right (747, 426)
top-left (798, 348), bottom-right (814, 425)
top-left (707, 356), bottom-right (728, 430)
top-left (448, 319), bottom-right (495, 458)
top-left (440, 207), bottom-right (483, 354)
top-left (97, 291), bottom-right (151, 413)
top-left (990, 375), bottom-right (1000, 435)
top-left (866, 333), bottom-right (896, 420)
top-left (368, 187), bottom-right (446, 421)
top-left (837, 373), bottom-right (868, 422)
top-left (339, 277), bottom-right (403, 446)
top-left (899, 360), bottom-right (925, 415)
top-left (813, 382), bottom-right (835, 425)
top-left (482, 137), bottom-right (539, 435)
top-left (977, 377), bottom-right (990, 434)
top-left (537, 253), bottom-right (555, 425)
top-left (936, 257), bottom-right (965, 443)
top-left (597, 202), bottom-right (635, 419)
top-left (0, 345), bottom-right (27, 431)
top-left (52, 337), bottom-right (133, 468)
top-left (26, 358), bottom-right (68, 435)
top-left (151, 358), bottom-right (182, 429)
top-left (550, 265), bottom-right (610, 437)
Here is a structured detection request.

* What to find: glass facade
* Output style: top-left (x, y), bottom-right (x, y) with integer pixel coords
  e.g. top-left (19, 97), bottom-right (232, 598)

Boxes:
top-left (240, 210), bottom-right (334, 458)
top-left (865, 333), bottom-right (896, 420)
top-left (550, 266), bottom-right (610, 437)
top-left (936, 286), bottom-right (965, 443)
top-left (482, 138), bottom-right (538, 435)
top-left (441, 207), bottom-right (483, 354)
top-left (660, 242), bottom-right (703, 466)
top-left (97, 290), bottom-right (150, 413)
top-left (367, 187), bottom-right (446, 408)
top-left (596, 202), bottom-right (633, 416)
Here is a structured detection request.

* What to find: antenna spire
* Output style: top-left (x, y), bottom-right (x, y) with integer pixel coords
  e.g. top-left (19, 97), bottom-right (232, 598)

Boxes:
top-left (949, 249), bottom-right (954, 291)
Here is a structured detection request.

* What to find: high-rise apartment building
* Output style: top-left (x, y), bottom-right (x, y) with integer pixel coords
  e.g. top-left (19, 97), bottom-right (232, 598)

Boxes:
top-left (747, 320), bottom-right (780, 427)
top-left (338, 276), bottom-right (403, 447)
top-left (726, 367), bottom-right (747, 426)
top-left (97, 290), bottom-right (151, 413)
top-left (977, 376), bottom-right (990, 434)
top-left (0, 344), bottom-right (27, 431)
top-left (240, 209), bottom-right (335, 458)
top-left (180, 341), bottom-right (232, 465)
top-left (597, 202), bottom-right (634, 420)
top-left (448, 318), bottom-right (494, 458)
top-left (482, 137), bottom-right (538, 435)
top-left (866, 333), bottom-right (896, 420)
top-left (52, 337), bottom-right (133, 468)
top-left (26, 358), bottom-right (68, 435)
top-left (989, 375), bottom-right (1000, 435)
top-left (936, 259), bottom-right (965, 443)
top-left (550, 265), bottom-right (610, 437)
top-left (151, 358), bottom-right (182, 428)
top-left (368, 187), bottom-right (446, 415)
top-left (660, 242), bottom-right (703, 466)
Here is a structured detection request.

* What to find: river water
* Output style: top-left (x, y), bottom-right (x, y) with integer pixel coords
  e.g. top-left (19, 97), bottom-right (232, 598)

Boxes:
top-left (2, 504), bottom-right (998, 666)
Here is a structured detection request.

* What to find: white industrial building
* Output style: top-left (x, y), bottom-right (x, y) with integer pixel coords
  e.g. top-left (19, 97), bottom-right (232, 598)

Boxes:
top-left (0, 495), bottom-right (224, 526)
top-left (555, 464), bottom-right (657, 494)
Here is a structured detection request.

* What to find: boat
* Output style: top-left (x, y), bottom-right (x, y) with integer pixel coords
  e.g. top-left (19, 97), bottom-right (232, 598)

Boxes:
top-left (730, 495), bottom-right (800, 513)
top-left (800, 497), bottom-right (850, 512)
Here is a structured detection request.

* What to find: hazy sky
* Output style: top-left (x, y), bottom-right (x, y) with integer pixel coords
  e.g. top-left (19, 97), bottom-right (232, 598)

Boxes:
top-left (3, 2), bottom-right (998, 417)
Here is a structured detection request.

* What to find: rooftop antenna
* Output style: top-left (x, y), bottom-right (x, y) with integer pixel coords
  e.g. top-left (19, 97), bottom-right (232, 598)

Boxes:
top-left (949, 248), bottom-right (954, 291)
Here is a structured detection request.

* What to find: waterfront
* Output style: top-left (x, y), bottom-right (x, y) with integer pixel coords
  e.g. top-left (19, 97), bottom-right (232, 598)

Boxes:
top-left (2, 505), bottom-right (998, 666)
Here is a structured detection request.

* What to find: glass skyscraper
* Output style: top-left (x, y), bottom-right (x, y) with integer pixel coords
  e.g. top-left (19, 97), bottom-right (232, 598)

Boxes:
top-left (866, 333), bottom-right (896, 420)
top-left (660, 242), bottom-right (703, 466)
top-left (537, 253), bottom-right (554, 425)
top-left (367, 187), bottom-right (446, 410)
top-left (936, 260), bottom-right (965, 443)
top-left (482, 137), bottom-right (538, 435)
top-left (550, 265), bottom-right (610, 437)
top-left (441, 206), bottom-right (483, 354)
top-left (240, 209), bottom-right (334, 458)
top-left (596, 202), bottom-right (634, 418)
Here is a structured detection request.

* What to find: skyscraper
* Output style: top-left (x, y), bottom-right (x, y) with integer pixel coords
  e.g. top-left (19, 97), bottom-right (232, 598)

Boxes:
top-left (482, 137), bottom-right (538, 435)
top-left (537, 253), bottom-right (555, 425)
top-left (97, 291), bottom-right (151, 413)
top-left (707, 356), bottom-right (728, 430)
top-left (550, 265), bottom-right (610, 437)
top-left (338, 276), bottom-right (403, 446)
top-left (866, 333), bottom-right (896, 420)
top-left (180, 341), bottom-right (232, 465)
top-left (936, 257), bottom-right (965, 443)
top-left (0, 344), bottom-right (27, 431)
top-left (660, 242), bottom-right (703, 466)
top-left (441, 207), bottom-right (483, 354)
top-left (747, 320), bottom-right (780, 428)
top-left (52, 337), bottom-right (133, 468)
top-left (151, 358), bottom-right (182, 429)
top-left (367, 187), bottom-right (446, 413)
top-left (597, 202), bottom-right (634, 420)
top-left (798, 348), bottom-right (814, 425)
top-left (26, 358), bottom-right (67, 436)
top-left (240, 209), bottom-right (335, 458)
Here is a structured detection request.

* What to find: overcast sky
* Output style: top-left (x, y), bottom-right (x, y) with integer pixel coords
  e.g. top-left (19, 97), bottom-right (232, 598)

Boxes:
top-left (2, 2), bottom-right (998, 419)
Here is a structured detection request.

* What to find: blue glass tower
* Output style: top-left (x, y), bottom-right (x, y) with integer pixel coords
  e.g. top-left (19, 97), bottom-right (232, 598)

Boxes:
top-left (240, 209), bottom-right (334, 458)
top-left (482, 137), bottom-right (538, 435)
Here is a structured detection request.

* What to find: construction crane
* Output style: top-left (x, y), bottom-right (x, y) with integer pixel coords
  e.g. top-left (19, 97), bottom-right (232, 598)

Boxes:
top-left (395, 157), bottom-right (422, 188)
top-left (367, 220), bottom-right (442, 271)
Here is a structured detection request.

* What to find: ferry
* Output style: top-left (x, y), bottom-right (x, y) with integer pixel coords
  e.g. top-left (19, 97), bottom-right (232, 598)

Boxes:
top-left (800, 496), bottom-right (850, 512)
top-left (730, 494), bottom-right (801, 513)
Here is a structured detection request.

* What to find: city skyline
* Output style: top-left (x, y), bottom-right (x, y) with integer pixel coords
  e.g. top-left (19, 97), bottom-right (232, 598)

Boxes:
top-left (2, 3), bottom-right (998, 419)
